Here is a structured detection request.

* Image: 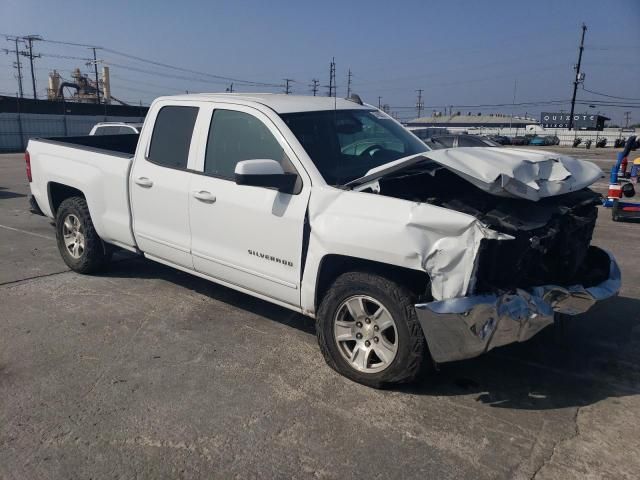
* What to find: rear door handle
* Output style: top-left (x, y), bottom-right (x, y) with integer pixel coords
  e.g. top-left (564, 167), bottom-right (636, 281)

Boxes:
top-left (192, 190), bottom-right (216, 203)
top-left (134, 177), bottom-right (154, 188)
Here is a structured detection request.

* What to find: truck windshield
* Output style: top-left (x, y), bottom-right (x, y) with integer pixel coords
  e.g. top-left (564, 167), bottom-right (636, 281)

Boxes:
top-left (280, 109), bottom-right (429, 185)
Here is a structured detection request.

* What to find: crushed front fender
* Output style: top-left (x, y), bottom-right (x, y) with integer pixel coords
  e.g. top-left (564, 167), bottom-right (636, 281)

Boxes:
top-left (414, 247), bottom-right (621, 363)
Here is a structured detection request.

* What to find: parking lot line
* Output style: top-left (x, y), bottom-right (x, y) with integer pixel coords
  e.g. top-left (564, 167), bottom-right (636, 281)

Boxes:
top-left (0, 223), bottom-right (55, 241)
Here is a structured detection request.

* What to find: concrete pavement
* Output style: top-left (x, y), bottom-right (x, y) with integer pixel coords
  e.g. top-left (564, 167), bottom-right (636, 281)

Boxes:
top-left (1, 151), bottom-right (639, 479)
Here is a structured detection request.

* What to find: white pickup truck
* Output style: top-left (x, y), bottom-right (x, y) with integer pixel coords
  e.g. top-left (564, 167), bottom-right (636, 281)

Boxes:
top-left (26, 94), bottom-right (620, 388)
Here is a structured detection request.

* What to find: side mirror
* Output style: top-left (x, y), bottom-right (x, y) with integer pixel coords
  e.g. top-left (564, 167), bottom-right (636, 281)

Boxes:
top-left (234, 159), bottom-right (298, 194)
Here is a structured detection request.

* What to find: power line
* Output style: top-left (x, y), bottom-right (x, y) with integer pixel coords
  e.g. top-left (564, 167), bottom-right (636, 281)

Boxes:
top-left (38, 51), bottom-right (92, 62)
top-left (389, 99), bottom-right (573, 109)
top-left (101, 60), bottom-right (267, 88)
top-left (0, 33), bottom-right (281, 88)
top-left (581, 86), bottom-right (640, 101)
top-left (101, 47), bottom-right (279, 87)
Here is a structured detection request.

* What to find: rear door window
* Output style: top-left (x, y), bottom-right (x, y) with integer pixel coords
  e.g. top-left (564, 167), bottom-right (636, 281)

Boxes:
top-left (148, 106), bottom-right (199, 169)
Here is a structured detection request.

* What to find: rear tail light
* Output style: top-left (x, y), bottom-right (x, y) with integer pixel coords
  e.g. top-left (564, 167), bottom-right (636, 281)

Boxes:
top-left (25, 150), bottom-right (32, 182)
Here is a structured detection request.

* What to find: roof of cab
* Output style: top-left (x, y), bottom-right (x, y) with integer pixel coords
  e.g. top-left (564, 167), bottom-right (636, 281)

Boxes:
top-left (154, 93), bottom-right (373, 114)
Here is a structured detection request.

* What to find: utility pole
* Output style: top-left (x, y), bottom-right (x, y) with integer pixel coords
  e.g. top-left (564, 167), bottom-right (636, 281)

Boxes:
top-left (415, 89), bottom-right (424, 118)
top-left (568, 23), bottom-right (587, 131)
top-left (91, 47), bottom-right (101, 104)
top-left (378, 96), bottom-right (382, 109)
top-left (3, 37), bottom-right (24, 97)
top-left (15, 37), bottom-right (24, 98)
top-left (310, 79), bottom-right (319, 96)
top-left (327, 57), bottom-right (336, 97)
top-left (22, 35), bottom-right (42, 99)
top-left (283, 78), bottom-right (293, 94)
top-left (624, 111), bottom-right (631, 129)
top-left (509, 79), bottom-right (517, 132)
top-left (346, 69), bottom-right (352, 98)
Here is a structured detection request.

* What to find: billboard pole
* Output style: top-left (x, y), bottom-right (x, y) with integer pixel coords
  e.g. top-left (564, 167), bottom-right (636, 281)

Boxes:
top-left (568, 23), bottom-right (587, 131)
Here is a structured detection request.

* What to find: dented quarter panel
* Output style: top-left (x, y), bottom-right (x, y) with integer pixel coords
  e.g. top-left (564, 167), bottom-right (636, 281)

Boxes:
top-left (300, 186), bottom-right (510, 314)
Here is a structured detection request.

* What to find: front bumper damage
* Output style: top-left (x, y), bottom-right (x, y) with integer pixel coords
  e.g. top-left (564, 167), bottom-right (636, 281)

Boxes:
top-left (415, 247), bottom-right (621, 363)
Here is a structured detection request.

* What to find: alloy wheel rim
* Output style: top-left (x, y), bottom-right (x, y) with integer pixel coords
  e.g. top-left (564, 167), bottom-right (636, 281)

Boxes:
top-left (333, 295), bottom-right (398, 373)
top-left (62, 214), bottom-right (85, 259)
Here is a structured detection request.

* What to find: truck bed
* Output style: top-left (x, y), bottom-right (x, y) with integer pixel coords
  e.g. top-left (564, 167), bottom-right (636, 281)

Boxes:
top-left (27, 135), bottom-right (138, 251)
top-left (35, 134), bottom-right (139, 157)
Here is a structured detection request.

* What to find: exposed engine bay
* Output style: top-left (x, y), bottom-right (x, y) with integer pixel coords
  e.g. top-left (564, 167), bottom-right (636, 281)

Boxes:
top-left (373, 165), bottom-right (610, 294)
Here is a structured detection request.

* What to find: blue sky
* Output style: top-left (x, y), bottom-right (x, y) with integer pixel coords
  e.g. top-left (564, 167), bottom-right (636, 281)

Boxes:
top-left (1, 0), bottom-right (639, 124)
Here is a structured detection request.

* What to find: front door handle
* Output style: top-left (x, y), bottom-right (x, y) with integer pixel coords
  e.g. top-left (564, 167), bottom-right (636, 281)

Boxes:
top-left (134, 177), bottom-right (154, 188)
top-left (192, 190), bottom-right (216, 203)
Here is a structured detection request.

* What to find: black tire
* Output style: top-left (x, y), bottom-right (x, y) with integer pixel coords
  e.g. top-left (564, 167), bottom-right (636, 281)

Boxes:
top-left (55, 196), bottom-right (110, 274)
top-left (316, 271), bottom-right (431, 388)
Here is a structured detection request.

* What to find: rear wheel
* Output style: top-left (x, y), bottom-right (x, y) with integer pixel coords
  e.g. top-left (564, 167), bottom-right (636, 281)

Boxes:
top-left (55, 196), bottom-right (110, 273)
top-left (316, 271), bottom-right (430, 388)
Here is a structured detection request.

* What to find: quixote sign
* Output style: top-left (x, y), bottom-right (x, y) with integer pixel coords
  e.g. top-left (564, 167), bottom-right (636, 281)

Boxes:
top-left (540, 112), bottom-right (600, 130)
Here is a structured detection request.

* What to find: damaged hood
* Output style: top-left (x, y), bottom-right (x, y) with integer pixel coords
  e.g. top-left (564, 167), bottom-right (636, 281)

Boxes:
top-left (424, 147), bottom-right (602, 201)
top-left (350, 147), bottom-right (602, 201)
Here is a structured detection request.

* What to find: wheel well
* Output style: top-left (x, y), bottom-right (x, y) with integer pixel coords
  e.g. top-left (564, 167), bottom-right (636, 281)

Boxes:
top-left (315, 255), bottom-right (431, 310)
top-left (48, 183), bottom-right (85, 215)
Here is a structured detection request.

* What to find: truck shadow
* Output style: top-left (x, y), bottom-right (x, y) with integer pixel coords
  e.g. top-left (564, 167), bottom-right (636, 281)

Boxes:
top-left (107, 253), bottom-right (317, 336)
top-left (105, 254), bottom-right (640, 411)
top-left (0, 186), bottom-right (27, 200)
top-left (396, 296), bottom-right (640, 410)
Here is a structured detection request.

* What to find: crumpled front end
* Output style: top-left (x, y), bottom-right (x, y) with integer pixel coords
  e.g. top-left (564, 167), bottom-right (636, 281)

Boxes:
top-left (415, 247), bottom-right (620, 363)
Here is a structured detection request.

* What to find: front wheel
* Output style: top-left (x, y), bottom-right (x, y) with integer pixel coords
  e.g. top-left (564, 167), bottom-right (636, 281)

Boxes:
top-left (55, 196), bottom-right (110, 274)
top-left (316, 271), bottom-right (430, 388)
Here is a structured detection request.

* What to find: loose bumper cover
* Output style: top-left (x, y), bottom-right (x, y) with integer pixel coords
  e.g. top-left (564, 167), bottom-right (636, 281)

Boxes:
top-left (415, 247), bottom-right (621, 363)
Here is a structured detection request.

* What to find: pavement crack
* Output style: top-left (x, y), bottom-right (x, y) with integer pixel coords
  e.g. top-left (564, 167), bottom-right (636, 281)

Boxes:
top-left (530, 406), bottom-right (581, 479)
top-left (0, 269), bottom-right (71, 287)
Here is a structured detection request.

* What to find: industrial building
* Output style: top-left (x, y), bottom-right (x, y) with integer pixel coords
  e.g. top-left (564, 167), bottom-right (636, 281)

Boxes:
top-left (405, 112), bottom-right (537, 130)
top-left (0, 66), bottom-right (148, 151)
top-left (539, 112), bottom-right (609, 130)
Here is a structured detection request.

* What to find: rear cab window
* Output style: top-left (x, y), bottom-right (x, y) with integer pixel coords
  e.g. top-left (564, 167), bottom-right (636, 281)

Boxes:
top-left (148, 106), bottom-right (199, 169)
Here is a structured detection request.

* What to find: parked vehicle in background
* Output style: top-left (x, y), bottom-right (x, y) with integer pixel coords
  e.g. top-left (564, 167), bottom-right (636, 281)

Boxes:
top-left (510, 136), bottom-right (530, 146)
top-left (424, 134), bottom-right (502, 149)
top-left (25, 93), bottom-right (619, 388)
top-left (529, 135), bottom-right (559, 146)
top-left (487, 135), bottom-right (511, 145)
top-left (528, 136), bottom-right (547, 146)
top-left (89, 122), bottom-right (144, 136)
